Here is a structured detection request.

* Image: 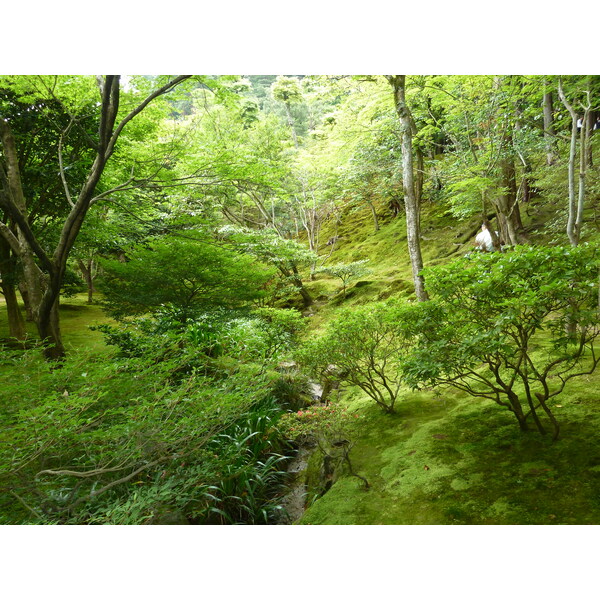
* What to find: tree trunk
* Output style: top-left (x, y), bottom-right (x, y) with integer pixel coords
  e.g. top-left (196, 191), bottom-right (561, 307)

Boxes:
top-left (38, 298), bottom-right (65, 360)
top-left (558, 79), bottom-right (588, 247)
top-left (18, 283), bottom-right (34, 321)
top-left (366, 198), bottom-right (379, 232)
top-left (0, 237), bottom-right (27, 339)
top-left (387, 75), bottom-right (429, 302)
top-left (494, 134), bottom-right (528, 246)
top-left (543, 86), bottom-right (557, 165)
top-left (78, 258), bottom-right (97, 304)
top-left (1, 281), bottom-right (27, 340)
top-left (291, 264), bottom-right (313, 307)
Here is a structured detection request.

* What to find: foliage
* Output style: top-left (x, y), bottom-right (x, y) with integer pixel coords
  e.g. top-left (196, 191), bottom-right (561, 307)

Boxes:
top-left (297, 300), bottom-right (414, 413)
top-left (278, 403), bottom-right (360, 445)
top-left (94, 306), bottom-right (305, 371)
top-left (99, 234), bottom-right (275, 322)
top-left (0, 339), bottom-right (290, 524)
top-left (317, 259), bottom-right (371, 296)
top-left (401, 244), bottom-right (600, 438)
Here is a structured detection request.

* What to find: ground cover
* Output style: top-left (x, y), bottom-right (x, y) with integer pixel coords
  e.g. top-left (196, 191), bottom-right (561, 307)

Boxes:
top-left (300, 372), bottom-right (600, 524)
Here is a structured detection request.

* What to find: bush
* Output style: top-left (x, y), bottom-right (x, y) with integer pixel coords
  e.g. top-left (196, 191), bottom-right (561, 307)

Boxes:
top-left (402, 244), bottom-right (600, 439)
top-left (0, 342), bottom-right (290, 524)
top-left (297, 300), bottom-right (413, 413)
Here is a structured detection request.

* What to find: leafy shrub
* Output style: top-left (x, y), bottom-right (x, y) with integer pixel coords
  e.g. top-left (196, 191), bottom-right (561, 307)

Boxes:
top-left (0, 343), bottom-right (289, 524)
top-left (317, 259), bottom-right (371, 296)
top-left (402, 244), bottom-right (600, 439)
top-left (297, 300), bottom-right (414, 413)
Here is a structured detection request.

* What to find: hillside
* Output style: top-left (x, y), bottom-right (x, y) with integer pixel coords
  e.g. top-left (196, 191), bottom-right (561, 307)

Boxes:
top-left (292, 197), bottom-right (600, 525)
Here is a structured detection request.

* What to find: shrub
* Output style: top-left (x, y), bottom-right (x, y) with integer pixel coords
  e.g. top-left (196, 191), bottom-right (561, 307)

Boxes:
top-left (297, 300), bottom-right (413, 413)
top-left (402, 244), bottom-right (600, 439)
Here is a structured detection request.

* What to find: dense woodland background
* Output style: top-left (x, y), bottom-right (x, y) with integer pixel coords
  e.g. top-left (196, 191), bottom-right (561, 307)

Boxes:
top-left (2, 74), bottom-right (600, 530)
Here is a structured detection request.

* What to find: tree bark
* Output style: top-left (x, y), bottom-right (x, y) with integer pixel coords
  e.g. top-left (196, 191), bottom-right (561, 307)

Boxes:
top-left (0, 236), bottom-right (27, 339)
top-left (495, 148), bottom-right (527, 246)
top-left (387, 75), bottom-right (429, 302)
top-left (558, 79), bottom-right (588, 247)
top-left (78, 258), bottom-right (97, 304)
top-left (366, 198), bottom-right (379, 232)
top-left (543, 85), bottom-right (558, 165)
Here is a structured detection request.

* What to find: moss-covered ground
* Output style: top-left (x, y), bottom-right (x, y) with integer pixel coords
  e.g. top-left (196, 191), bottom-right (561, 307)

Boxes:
top-left (0, 294), bottom-right (113, 358)
top-left (300, 378), bottom-right (600, 524)
top-left (297, 199), bottom-right (600, 525)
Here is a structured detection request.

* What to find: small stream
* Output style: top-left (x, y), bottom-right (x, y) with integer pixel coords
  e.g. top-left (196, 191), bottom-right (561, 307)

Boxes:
top-left (277, 446), bottom-right (312, 524)
top-left (276, 380), bottom-right (324, 524)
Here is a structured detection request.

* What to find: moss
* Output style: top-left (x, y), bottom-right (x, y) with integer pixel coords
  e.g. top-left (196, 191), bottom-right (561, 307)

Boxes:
top-left (0, 294), bottom-right (113, 357)
top-left (299, 365), bottom-right (600, 524)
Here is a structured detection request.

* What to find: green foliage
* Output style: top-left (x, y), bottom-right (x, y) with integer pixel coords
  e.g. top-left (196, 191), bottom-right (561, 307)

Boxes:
top-left (0, 336), bottom-right (290, 524)
top-left (297, 300), bottom-right (414, 413)
top-left (271, 76), bottom-right (303, 105)
top-left (95, 306), bottom-right (305, 371)
top-left (402, 244), bottom-right (600, 437)
top-left (317, 259), bottom-right (372, 296)
top-left (278, 403), bottom-right (360, 445)
top-left (99, 235), bottom-right (275, 322)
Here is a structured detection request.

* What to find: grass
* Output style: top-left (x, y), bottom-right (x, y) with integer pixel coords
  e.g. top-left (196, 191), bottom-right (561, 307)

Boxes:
top-left (0, 294), bottom-right (114, 358)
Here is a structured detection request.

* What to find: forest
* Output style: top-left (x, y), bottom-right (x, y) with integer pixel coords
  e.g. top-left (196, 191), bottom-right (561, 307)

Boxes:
top-left (1, 74), bottom-right (600, 526)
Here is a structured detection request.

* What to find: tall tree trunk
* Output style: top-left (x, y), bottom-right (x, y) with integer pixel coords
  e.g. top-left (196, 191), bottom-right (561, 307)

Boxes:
top-left (387, 75), bottom-right (429, 302)
top-left (496, 150), bottom-right (527, 245)
top-left (585, 111), bottom-right (594, 167)
top-left (558, 79), bottom-right (589, 247)
top-left (543, 85), bottom-right (558, 165)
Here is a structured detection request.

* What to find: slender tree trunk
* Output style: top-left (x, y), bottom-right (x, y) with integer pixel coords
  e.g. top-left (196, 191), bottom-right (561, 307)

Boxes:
top-left (367, 198), bottom-right (379, 232)
top-left (387, 75), bottom-right (429, 302)
top-left (543, 85), bottom-right (557, 165)
top-left (78, 258), bottom-right (97, 304)
top-left (558, 79), bottom-right (589, 247)
top-left (585, 111), bottom-right (594, 167)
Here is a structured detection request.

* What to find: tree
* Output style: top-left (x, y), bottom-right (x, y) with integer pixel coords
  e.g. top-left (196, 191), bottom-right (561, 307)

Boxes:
top-left (218, 225), bottom-right (316, 308)
top-left (317, 260), bottom-right (371, 297)
top-left (402, 245), bottom-right (600, 440)
top-left (0, 235), bottom-right (26, 340)
top-left (386, 76), bottom-right (429, 301)
top-left (100, 234), bottom-right (275, 322)
top-left (558, 77), bottom-right (592, 247)
top-left (298, 301), bottom-right (414, 413)
top-left (271, 76), bottom-right (303, 148)
top-left (0, 75), bottom-right (192, 358)
top-left (424, 75), bottom-right (531, 246)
